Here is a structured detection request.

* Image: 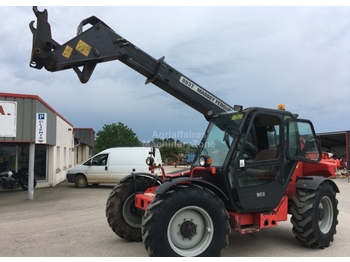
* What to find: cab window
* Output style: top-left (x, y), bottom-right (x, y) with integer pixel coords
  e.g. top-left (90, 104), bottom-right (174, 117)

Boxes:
top-left (91, 154), bottom-right (109, 166)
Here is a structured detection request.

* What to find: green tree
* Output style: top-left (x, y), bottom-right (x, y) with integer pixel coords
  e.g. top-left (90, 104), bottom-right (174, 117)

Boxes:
top-left (152, 138), bottom-right (197, 164)
top-left (94, 122), bottom-right (140, 153)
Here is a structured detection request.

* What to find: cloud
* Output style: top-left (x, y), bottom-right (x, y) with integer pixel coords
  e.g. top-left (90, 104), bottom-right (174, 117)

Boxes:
top-left (1, 5), bottom-right (350, 144)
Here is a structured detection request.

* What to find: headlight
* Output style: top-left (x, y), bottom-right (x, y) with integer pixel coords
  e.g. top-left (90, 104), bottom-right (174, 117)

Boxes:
top-left (199, 155), bottom-right (212, 167)
top-left (146, 156), bottom-right (154, 166)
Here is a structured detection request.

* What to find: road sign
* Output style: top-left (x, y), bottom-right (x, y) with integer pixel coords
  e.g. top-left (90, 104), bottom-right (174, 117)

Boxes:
top-left (36, 113), bottom-right (47, 143)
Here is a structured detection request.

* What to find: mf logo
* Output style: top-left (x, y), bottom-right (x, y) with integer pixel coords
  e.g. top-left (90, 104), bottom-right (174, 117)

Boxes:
top-left (0, 105), bottom-right (12, 116)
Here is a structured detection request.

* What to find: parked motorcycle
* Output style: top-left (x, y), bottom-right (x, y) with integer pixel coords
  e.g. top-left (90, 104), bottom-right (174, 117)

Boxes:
top-left (0, 167), bottom-right (37, 191)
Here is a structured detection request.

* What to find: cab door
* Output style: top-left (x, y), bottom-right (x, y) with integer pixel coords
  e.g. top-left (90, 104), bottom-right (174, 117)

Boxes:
top-left (86, 153), bottom-right (109, 183)
top-left (230, 112), bottom-right (286, 212)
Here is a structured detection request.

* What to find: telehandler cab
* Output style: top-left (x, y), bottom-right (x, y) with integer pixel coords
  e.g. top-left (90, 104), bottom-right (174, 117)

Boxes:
top-left (29, 6), bottom-right (339, 257)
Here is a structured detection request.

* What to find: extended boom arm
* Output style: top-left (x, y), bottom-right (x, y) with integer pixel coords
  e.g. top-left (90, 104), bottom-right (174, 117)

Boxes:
top-left (29, 6), bottom-right (234, 118)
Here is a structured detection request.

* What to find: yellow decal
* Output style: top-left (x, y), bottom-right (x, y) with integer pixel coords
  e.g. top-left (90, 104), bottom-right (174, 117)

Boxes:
top-left (62, 45), bottom-right (73, 59)
top-left (231, 114), bottom-right (243, 120)
top-left (75, 39), bottom-right (91, 57)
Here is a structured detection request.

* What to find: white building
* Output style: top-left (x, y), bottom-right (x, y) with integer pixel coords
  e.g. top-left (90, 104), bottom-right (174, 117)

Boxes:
top-left (0, 92), bottom-right (94, 188)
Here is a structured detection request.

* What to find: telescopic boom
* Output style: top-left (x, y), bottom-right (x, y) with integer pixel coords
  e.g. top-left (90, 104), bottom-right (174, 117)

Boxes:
top-left (29, 6), bottom-right (234, 118)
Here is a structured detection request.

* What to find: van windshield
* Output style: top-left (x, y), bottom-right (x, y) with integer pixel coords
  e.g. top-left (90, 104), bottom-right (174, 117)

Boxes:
top-left (83, 159), bottom-right (91, 165)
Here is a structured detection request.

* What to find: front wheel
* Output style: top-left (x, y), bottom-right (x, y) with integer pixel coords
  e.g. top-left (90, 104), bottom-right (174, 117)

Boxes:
top-left (142, 184), bottom-right (230, 257)
top-left (75, 174), bottom-right (88, 188)
top-left (106, 176), bottom-right (159, 242)
top-left (290, 182), bottom-right (339, 249)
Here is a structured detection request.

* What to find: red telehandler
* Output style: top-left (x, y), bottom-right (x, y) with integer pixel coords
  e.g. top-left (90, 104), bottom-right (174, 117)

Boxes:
top-left (29, 6), bottom-right (339, 257)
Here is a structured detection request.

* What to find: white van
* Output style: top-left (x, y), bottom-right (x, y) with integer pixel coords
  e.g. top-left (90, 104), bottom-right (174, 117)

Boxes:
top-left (66, 147), bottom-right (162, 188)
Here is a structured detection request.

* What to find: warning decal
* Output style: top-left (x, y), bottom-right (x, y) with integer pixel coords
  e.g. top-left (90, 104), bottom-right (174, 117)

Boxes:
top-left (75, 39), bottom-right (91, 57)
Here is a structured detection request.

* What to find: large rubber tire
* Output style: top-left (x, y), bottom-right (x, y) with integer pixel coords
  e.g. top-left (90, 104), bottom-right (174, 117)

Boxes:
top-left (290, 182), bottom-right (338, 249)
top-left (75, 174), bottom-right (88, 188)
top-left (20, 177), bottom-right (37, 191)
top-left (142, 184), bottom-right (231, 257)
top-left (106, 177), bottom-right (157, 242)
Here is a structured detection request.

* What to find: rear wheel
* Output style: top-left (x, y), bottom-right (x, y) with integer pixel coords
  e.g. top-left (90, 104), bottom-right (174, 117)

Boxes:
top-left (20, 177), bottom-right (37, 191)
top-left (290, 182), bottom-right (338, 248)
top-left (142, 184), bottom-right (230, 257)
top-left (75, 174), bottom-right (88, 188)
top-left (106, 177), bottom-right (158, 242)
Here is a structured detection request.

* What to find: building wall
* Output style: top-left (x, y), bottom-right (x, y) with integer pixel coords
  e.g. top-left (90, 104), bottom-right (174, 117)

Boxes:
top-left (34, 115), bottom-right (74, 188)
top-left (72, 128), bottom-right (95, 166)
top-left (1, 93), bottom-right (96, 189)
top-left (74, 128), bottom-right (94, 148)
top-left (0, 94), bottom-right (56, 144)
top-left (53, 116), bottom-right (74, 186)
top-left (320, 145), bottom-right (346, 159)
top-left (73, 141), bottom-right (92, 166)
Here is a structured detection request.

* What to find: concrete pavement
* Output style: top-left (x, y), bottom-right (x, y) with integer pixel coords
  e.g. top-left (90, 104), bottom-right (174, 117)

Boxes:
top-left (0, 168), bottom-right (349, 257)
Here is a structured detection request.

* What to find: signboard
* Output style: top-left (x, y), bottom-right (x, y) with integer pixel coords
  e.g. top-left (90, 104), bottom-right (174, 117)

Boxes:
top-left (35, 113), bottom-right (47, 144)
top-left (0, 101), bottom-right (17, 137)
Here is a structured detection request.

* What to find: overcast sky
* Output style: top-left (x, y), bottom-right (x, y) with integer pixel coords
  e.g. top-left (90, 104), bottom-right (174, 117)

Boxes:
top-left (1, 3), bottom-right (350, 145)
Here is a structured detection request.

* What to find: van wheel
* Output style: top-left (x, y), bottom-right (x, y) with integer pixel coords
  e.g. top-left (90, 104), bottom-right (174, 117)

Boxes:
top-left (106, 176), bottom-right (159, 242)
top-left (75, 174), bottom-right (88, 188)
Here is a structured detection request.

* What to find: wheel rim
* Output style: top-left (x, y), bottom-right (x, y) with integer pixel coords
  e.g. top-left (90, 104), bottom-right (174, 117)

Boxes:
top-left (122, 194), bottom-right (142, 228)
top-left (318, 196), bottom-right (333, 234)
top-left (167, 206), bottom-right (214, 257)
top-left (77, 177), bottom-right (86, 187)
